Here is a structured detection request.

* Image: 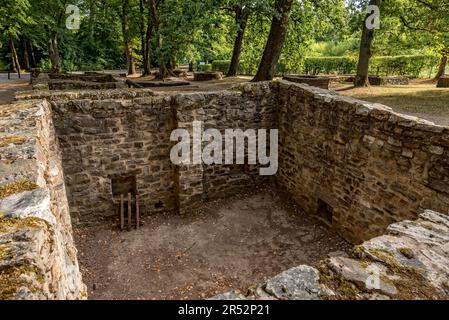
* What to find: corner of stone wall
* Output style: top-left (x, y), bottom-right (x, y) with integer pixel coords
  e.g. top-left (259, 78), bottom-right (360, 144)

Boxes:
top-left (0, 99), bottom-right (86, 300)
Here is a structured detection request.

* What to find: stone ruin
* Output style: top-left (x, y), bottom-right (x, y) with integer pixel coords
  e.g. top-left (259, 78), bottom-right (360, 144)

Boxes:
top-left (31, 72), bottom-right (126, 91)
top-left (1, 80), bottom-right (448, 299)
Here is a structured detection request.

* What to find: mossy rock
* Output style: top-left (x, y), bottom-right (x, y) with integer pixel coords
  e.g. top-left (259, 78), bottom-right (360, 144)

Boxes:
top-left (0, 180), bottom-right (38, 200)
top-left (0, 136), bottom-right (27, 148)
top-left (0, 216), bottom-right (48, 234)
top-left (0, 263), bottom-right (45, 300)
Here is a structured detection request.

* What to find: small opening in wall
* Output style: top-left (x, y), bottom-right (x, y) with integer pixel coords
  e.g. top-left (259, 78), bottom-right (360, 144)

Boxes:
top-left (316, 199), bottom-right (333, 226)
top-left (155, 201), bottom-right (163, 209)
top-left (111, 175), bottom-right (137, 197)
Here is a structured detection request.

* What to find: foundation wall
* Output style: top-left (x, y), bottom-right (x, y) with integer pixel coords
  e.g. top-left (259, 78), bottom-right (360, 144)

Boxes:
top-left (0, 100), bottom-right (85, 299)
top-left (45, 85), bottom-right (277, 222)
top-left (51, 95), bottom-right (177, 223)
top-left (276, 81), bottom-right (449, 243)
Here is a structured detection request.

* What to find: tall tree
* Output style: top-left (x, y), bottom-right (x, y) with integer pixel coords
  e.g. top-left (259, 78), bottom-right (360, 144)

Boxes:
top-left (354, 0), bottom-right (381, 87)
top-left (252, 0), bottom-right (294, 82)
top-left (0, 0), bottom-right (33, 72)
top-left (396, 0), bottom-right (449, 80)
top-left (226, 1), bottom-right (251, 77)
top-left (139, 0), bottom-right (153, 76)
top-left (120, 0), bottom-right (137, 75)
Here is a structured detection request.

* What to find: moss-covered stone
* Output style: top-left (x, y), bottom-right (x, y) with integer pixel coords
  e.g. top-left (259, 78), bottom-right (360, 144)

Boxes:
top-left (0, 216), bottom-right (48, 234)
top-left (0, 245), bottom-right (13, 260)
top-left (398, 247), bottom-right (415, 259)
top-left (0, 180), bottom-right (38, 200)
top-left (0, 263), bottom-right (45, 300)
top-left (0, 136), bottom-right (27, 148)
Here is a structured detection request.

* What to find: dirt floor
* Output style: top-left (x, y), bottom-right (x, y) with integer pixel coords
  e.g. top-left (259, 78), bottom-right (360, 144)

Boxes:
top-left (74, 187), bottom-right (351, 300)
top-left (0, 76), bottom-right (32, 105)
top-left (332, 79), bottom-right (449, 126)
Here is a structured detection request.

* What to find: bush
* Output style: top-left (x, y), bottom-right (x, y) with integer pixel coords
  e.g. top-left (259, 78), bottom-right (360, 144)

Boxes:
top-left (212, 60), bottom-right (230, 73)
top-left (211, 60), bottom-right (248, 74)
top-left (304, 57), bottom-right (357, 75)
top-left (370, 55), bottom-right (439, 77)
top-left (197, 64), bottom-right (212, 72)
top-left (304, 55), bottom-right (440, 77)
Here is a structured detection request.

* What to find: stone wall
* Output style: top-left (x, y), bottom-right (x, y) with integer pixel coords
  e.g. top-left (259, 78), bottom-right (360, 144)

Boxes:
top-left (51, 94), bottom-right (177, 223)
top-left (4, 80), bottom-right (449, 300)
top-left (276, 80), bottom-right (449, 243)
top-left (32, 85), bottom-right (277, 222)
top-left (15, 83), bottom-right (449, 244)
top-left (173, 83), bottom-right (277, 212)
top-left (0, 100), bottom-right (85, 299)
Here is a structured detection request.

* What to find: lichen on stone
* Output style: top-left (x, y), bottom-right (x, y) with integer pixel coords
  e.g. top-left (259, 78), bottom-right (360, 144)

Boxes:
top-left (0, 216), bottom-right (48, 234)
top-left (0, 136), bottom-right (27, 148)
top-left (0, 263), bottom-right (44, 300)
top-left (0, 245), bottom-right (13, 260)
top-left (0, 180), bottom-right (38, 200)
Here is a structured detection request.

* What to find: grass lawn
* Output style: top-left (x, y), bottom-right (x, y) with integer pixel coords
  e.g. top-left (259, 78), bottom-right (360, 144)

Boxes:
top-left (334, 79), bottom-right (449, 126)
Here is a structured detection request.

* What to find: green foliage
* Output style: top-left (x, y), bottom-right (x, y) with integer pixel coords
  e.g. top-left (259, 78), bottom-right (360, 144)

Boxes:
top-left (370, 55), bottom-right (440, 77)
top-left (304, 55), bottom-right (440, 77)
top-left (197, 64), bottom-right (212, 72)
top-left (211, 60), bottom-right (230, 73)
top-left (304, 57), bottom-right (357, 75)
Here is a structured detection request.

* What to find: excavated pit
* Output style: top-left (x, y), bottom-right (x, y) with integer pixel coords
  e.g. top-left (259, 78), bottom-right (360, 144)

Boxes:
top-left (2, 80), bottom-right (448, 300)
top-left (74, 188), bottom-right (351, 300)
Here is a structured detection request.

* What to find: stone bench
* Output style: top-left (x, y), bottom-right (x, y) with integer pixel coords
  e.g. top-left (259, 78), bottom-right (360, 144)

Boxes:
top-left (283, 75), bottom-right (331, 90)
top-left (193, 71), bottom-right (223, 81)
top-left (368, 76), bottom-right (409, 86)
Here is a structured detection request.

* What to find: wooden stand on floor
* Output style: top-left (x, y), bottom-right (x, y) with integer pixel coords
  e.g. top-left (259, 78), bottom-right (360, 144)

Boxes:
top-left (118, 193), bottom-right (140, 231)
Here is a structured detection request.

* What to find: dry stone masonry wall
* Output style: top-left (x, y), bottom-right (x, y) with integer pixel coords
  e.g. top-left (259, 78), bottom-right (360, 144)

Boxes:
top-left (276, 81), bottom-right (449, 243)
top-left (2, 80), bottom-right (448, 300)
top-left (0, 100), bottom-right (85, 299)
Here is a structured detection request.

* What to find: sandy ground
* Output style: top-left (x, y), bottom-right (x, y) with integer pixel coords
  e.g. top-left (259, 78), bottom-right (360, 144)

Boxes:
top-left (74, 187), bottom-right (351, 300)
top-left (0, 77), bottom-right (31, 105)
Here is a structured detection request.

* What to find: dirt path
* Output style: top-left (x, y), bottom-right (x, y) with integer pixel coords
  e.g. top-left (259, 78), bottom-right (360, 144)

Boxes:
top-left (0, 78), bottom-right (32, 105)
top-left (75, 187), bottom-right (351, 300)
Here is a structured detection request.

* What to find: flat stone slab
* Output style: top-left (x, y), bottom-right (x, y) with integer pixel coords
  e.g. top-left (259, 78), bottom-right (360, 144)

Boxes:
top-left (260, 266), bottom-right (321, 300)
top-left (132, 80), bottom-right (191, 88)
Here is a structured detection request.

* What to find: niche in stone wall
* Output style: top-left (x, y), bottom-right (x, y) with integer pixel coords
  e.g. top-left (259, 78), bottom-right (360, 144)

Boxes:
top-left (316, 199), bottom-right (333, 226)
top-left (111, 174), bottom-right (137, 197)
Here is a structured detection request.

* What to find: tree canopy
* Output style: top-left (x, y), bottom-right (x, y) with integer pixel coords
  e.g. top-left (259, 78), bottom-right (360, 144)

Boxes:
top-left (0, 0), bottom-right (447, 80)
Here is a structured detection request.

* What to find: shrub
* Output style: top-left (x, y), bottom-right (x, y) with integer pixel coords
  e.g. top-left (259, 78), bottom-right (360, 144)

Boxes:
top-left (211, 60), bottom-right (248, 75)
top-left (370, 55), bottom-right (439, 77)
top-left (197, 64), bottom-right (212, 72)
top-left (303, 55), bottom-right (440, 77)
top-left (304, 57), bottom-right (357, 75)
top-left (212, 60), bottom-right (230, 73)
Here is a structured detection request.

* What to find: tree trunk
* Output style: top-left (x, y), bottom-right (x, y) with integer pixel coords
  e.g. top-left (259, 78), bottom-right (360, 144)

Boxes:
top-left (252, 0), bottom-right (293, 82)
top-left (47, 33), bottom-right (61, 73)
top-left (23, 39), bottom-right (31, 70)
top-left (29, 41), bottom-right (37, 68)
top-left (9, 35), bottom-right (21, 73)
top-left (149, 0), bottom-right (170, 79)
top-left (227, 6), bottom-right (249, 77)
top-left (354, 0), bottom-right (380, 87)
top-left (140, 0), bottom-right (152, 76)
top-left (434, 54), bottom-right (447, 80)
top-left (122, 0), bottom-right (136, 75)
